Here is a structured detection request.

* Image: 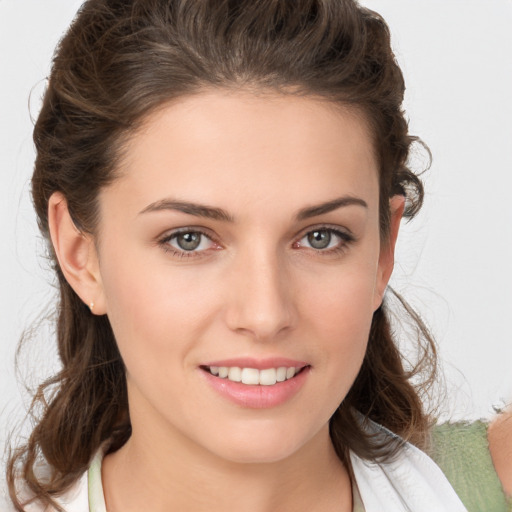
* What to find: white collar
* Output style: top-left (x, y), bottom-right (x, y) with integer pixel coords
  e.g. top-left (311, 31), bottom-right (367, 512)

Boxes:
top-left (350, 420), bottom-right (467, 512)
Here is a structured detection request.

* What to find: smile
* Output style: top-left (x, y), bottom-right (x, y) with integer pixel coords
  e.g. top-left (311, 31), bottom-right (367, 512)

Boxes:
top-left (204, 366), bottom-right (303, 385)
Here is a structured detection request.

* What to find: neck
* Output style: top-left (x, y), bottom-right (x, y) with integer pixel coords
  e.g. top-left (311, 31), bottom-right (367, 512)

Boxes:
top-left (102, 410), bottom-right (352, 512)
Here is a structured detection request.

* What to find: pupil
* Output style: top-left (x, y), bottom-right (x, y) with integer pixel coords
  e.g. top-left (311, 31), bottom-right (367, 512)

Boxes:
top-left (177, 232), bottom-right (201, 251)
top-left (308, 230), bottom-right (331, 249)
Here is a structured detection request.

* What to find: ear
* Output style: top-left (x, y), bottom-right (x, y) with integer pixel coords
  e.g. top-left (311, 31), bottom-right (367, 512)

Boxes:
top-left (48, 192), bottom-right (106, 315)
top-left (373, 194), bottom-right (405, 310)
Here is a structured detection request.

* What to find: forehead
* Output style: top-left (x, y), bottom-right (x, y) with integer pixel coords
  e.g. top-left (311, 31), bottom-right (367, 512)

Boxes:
top-left (107, 90), bottom-right (379, 219)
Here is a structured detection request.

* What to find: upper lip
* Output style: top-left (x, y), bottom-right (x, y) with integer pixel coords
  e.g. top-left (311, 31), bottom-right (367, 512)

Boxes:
top-left (201, 357), bottom-right (309, 370)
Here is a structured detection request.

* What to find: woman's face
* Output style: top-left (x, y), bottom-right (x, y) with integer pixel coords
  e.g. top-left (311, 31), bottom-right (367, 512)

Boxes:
top-left (93, 90), bottom-right (396, 463)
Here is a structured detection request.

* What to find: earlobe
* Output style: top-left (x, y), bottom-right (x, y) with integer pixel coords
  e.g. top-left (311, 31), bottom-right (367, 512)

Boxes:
top-left (48, 192), bottom-right (106, 315)
top-left (373, 194), bottom-right (405, 310)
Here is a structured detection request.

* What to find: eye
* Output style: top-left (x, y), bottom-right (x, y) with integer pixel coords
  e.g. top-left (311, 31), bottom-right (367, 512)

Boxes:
top-left (295, 227), bottom-right (353, 252)
top-left (160, 229), bottom-right (218, 255)
top-left (306, 229), bottom-right (335, 250)
top-left (173, 232), bottom-right (205, 251)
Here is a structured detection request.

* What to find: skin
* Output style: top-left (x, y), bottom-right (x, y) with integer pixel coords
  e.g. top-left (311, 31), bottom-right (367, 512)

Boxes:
top-left (48, 90), bottom-right (404, 512)
top-left (489, 409), bottom-right (512, 497)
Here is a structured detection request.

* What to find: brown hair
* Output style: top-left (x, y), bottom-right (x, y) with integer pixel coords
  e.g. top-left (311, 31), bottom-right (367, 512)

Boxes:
top-left (7, 0), bottom-right (436, 510)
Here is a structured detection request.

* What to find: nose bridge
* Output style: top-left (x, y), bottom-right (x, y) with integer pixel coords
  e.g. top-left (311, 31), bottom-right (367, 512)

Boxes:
top-left (225, 242), bottom-right (296, 340)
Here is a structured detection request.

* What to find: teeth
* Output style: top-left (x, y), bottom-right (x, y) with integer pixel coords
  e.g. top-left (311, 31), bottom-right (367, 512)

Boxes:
top-left (207, 365), bottom-right (301, 385)
top-left (259, 368), bottom-right (277, 386)
top-left (228, 367), bottom-right (242, 382)
top-left (241, 368), bottom-right (260, 385)
top-left (276, 367), bottom-right (287, 382)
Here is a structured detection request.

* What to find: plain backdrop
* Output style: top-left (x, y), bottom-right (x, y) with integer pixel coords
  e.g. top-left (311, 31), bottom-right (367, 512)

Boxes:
top-left (1, 0), bottom-right (512, 461)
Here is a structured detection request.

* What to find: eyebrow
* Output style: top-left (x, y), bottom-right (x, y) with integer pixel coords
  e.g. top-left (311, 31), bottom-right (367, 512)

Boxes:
top-left (139, 199), bottom-right (233, 221)
top-left (296, 196), bottom-right (368, 220)
top-left (139, 195), bottom-right (367, 222)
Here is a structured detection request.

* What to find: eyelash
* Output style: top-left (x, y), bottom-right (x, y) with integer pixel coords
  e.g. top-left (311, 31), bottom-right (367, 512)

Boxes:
top-left (157, 226), bottom-right (355, 259)
top-left (294, 227), bottom-right (355, 256)
top-left (158, 228), bottom-right (219, 259)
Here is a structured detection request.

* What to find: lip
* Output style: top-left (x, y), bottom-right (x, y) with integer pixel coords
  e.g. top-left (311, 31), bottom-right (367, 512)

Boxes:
top-left (200, 362), bottom-right (310, 409)
top-left (202, 357), bottom-right (309, 370)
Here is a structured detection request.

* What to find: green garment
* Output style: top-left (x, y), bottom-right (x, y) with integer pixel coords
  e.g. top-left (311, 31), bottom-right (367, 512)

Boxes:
top-left (430, 421), bottom-right (511, 512)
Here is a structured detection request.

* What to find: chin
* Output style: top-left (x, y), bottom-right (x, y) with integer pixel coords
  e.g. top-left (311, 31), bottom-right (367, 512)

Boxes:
top-left (206, 423), bottom-right (321, 465)
top-left (218, 445), bottom-right (300, 465)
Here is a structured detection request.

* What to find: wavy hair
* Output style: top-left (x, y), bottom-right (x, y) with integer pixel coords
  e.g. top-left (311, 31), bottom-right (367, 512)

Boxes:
top-left (7, 1), bottom-right (436, 510)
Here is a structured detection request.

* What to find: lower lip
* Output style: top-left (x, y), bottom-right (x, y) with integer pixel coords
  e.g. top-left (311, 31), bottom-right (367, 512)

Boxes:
top-left (201, 367), bottom-right (310, 409)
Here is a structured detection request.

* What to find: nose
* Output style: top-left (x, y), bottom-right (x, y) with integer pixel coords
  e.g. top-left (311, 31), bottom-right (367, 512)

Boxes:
top-left (224, 247), bottom-right (297, 341)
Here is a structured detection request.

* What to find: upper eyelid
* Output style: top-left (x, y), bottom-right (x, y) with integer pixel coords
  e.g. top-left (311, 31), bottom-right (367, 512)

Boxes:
top-left (293, 228), bottom-right (356, 254)
top-left (159, 226), bottom-right (217, 242)
top-left (295, 224), bottom-right (355, 241)
top-left (158, 229), bottom-right (219, 257)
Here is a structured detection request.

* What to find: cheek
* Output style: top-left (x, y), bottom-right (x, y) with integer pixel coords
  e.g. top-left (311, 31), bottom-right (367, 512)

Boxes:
top-left (298, 259), bottom-right (378, 382)
top-left (283, 266), bottom-right (376, 440)
top-left (98, 244), bottom-right (223, 371)
top-left (300, 258), bottom-right (378, 335)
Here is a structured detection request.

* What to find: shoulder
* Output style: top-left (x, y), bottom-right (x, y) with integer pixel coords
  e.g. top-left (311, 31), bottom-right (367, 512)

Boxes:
top-left (488, 410), bottom-right (512, 498)
top-left (431, 421), bottom-right (510, 512)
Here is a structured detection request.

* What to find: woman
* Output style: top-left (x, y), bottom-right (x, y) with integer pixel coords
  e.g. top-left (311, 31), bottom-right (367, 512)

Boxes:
top-left (5, 1), bottom-right (468, 511)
